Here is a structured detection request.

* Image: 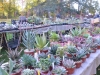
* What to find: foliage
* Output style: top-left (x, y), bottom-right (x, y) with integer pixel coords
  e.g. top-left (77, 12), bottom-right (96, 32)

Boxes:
top-left (21, 54), bottom-right (36, 67)
top-left (38, 58), bottom-right (51, 71)
top-left (63, 59), bottom-right (75, 68)
top-left (35, 33), bottom-right (49, 50)
top-left (56, 47), bottom-right (65, 58)
top-left (52, 66), bottom-right (67, 75)
top-left (50, 32), bottom-right (59, 41)
top-left (50, 45), bottom-right (58, 55)
top-left (22, 69), bottom-right (36, 75)
top-left (66, 45), bottom-right (77, 53)
top-left (70, 27), bottom-right (85, 37)
top-left (22, 30), bottom-right (35, 50)
top-left (38, 53), bottom-right (48, 59)
top-left (6, 48), bottom-right (23, 62)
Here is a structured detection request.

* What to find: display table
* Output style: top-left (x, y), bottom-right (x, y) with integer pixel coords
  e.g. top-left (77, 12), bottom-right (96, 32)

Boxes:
top-left (72, 50), bottom-right (100, 75)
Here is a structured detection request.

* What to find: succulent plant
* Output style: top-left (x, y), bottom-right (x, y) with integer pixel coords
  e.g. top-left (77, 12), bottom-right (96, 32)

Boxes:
top-left (50, 55), bottom-right (61, 65)
top-left (67, 45), bottom-right (77, 53)
top-left (1, 58), bottom-right (23, 75)
top-left (71, 49), bottom-right (87, 61)
top-left (50, 32), bottom-right (60, 41)
top-left (22, 69), bottom-right (36, 75)
top-left (63, 59), bottom-right (75, 68)
top-left (22, 30), bottom-right (35, 51)
top-left (70, 27), bottom-right (85, 37)
top-left (52, 66), bottom-right (67, 75)
top-left (35, 33), bottom-right (49, 50)
top-left (6, 48), bottom-right (23, 62)
top-left (21, 54), bottom-right (37, 67)
top-left (38, 58), bottom-right (51, 71)
top-left (38, 53), bottom-right (48, 59)
top-left (56, 47), bottom-right (65, 58)
top-left (50, 45), bottom-right (58, 55)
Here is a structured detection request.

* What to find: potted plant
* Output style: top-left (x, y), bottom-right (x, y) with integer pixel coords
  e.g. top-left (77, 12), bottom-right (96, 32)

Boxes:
top-left (56, 47), bottom-right (65, 66)
top-left (1, 58), bottom-right (23, 75)
top-left (38, 53), bottom-right (48, 59)
top-left (35, 33), bottom-right (49, 54)
top-left (21, 68), bottom-right (37, 75)
top-left (52, 66), bottom-right (67, 75)
top-left (50, 32), bottom-right (60, 42)
top-left (38, 58), bottom-right (51, 74)
top-left (22, 30), bottom-right (35, 55)
top-left (63, 59), bottom-right (76, 74)
top-left (6, 48), bottom-right (23, 63)
top-left (21, 54), bottom-right (37, 69)
top-left (50, 45), bottom-right (58, 57)
top-left (66, 45), bottom-right (77, 57)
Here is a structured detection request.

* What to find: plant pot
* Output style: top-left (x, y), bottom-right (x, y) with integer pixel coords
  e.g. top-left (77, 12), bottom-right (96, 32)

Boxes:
top-left (24, 49), bottom-right (35, 56)
top-left (91, 48), bottom-right (96, 53)
top-left (66, 52), bottom-right (72, 57)
top-left (11, 69), bottom-right (22, 75)
top-left (81, 56), bottom-right (87, 63)
top-left (97, 45), bottom-right (100, 49)
top-left (40, 50), bottom-right (48, 54)
top-left (66, 67), bottom-right (75, 74)
top-left (49, 66), bottom-right (53, 71)
top-left (60, 60), bottom-right (63, 66)
top-left (75, 60), bottom-right (82, 68)
top-left (41, 70), bottom-right (49, 75)
top-left (86, 53), bottom-right (90, 58)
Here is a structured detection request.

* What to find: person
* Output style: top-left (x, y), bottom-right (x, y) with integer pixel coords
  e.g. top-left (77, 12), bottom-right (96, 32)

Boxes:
top-left (19, 12), bottom-right (26, 24)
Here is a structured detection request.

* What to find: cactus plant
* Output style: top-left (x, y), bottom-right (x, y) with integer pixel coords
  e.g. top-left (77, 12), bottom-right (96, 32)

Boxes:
top-left (50, 32), bottom-right (60, 41)
top-left (21, 69), bottom-right (36, 75)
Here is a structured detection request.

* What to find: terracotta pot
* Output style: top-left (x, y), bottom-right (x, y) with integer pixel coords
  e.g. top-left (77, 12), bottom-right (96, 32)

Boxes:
top-left (11, 69), bottom-right (22, 75)
top-left (81, 56), bottom-right (87, 63)
top-left (40, 50), bottom-right (48, 54)
top-left (91, 48), bottom-right (96, 53)
top-left (66, 52), bottom-right (72, 57)
top-left (75, 60), bottom-right (82, 68)
top-left (86, 53), bottom-right (90, 58)
top-left (41, 70), bottom-right (49, 75)
top-left (24, 49), bottom-right (35, 56)
top-left (97, 46), bottom-right (100, 49)
top-left (60, 60), bottom-right (63, 66)
top-left (66, 68), bottom-right (75, 74)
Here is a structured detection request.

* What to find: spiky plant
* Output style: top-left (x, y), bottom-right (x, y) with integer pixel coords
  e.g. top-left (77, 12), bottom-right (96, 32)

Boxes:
top-left (22, 30), bottom-right (35, 51)
top-left (6, 48), bottom-right (23, 62)
top-left (38, 53), bottom-right (48, 59)
top-left (50, 32), bottom-right (60, 41)
top-left (67, 45), bottom-right (77, 53)
top-left (52, 66), bottom-right (67, 75)
top-left (21, 54), bottom-right (36, 67)
top-left (50, 45), bottom-right (58, 55)
top-left (35, 33), bottom-right (49, 50)
top-left (63, 59), bottom-right (75, 68)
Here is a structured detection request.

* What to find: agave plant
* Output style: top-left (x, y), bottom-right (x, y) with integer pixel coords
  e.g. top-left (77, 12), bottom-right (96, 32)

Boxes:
top-left (21, 54), bottom-right (37, 68)
top-left (6, 48), bottom-right (23, 62)
top-left (63, 59), bottom-right (75, 68)
top-left (52, 66), bottom-right (67, 75)
top-left (35, 33), bottom-right (49, 50)
top-left (50, 45), bottom-right (58, 55)
top-left (70, 27), bottom-right (85, 37)
top-left (22, 30), bottom-right (35, 51)
top-left (50, 32), bottom-right (60, 41)
top-left (22, 69), bottom-right (36, 75)
top-left (66, 45), bottom-right (77, 53)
